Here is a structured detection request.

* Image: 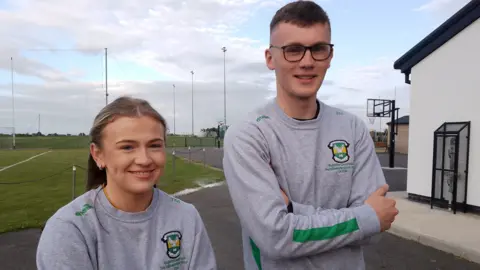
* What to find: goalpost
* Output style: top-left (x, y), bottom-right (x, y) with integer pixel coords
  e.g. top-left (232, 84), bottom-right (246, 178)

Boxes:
top-left (0, 127), bottom-right (15, 149)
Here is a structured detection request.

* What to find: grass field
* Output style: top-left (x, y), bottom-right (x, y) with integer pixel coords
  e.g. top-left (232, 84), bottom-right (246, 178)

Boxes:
top-left (0, 149), bottom-right (225, 233)
top-left (0, 135), bottom-right (223, 149)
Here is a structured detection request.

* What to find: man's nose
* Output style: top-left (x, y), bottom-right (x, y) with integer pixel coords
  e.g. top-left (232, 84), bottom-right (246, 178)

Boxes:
top-left (299, 49), bottom-right (315, 68)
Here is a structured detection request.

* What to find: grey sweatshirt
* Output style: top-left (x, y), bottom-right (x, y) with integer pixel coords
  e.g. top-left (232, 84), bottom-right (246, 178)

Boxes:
top-left (36, 186), bottom-right (217, 270)
top-left (223, 98), bottom-right (386, 270)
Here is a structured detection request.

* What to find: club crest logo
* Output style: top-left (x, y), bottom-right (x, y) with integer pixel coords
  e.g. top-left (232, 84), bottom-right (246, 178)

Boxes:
top-left (328, 140), bottom-right (350, 163)
top-left (162, 230), bottom-right (182, 259)
top-left (75, 203), bottom-right (93, 217)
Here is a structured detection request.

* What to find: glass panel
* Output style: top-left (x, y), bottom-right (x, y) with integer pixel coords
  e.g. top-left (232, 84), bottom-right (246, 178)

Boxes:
top-left (435, 135), bottom-right (444, 169)
top-left (445, 123), bottom-right (467, 132)
top-left (435, 124), bottom-right (445, 133)
top-left (442, 170), bottom-right (454, 202)
top-left (443, 136), bottom-right (456, 203)
top-left (434, 169), bottom-right (443, 199)
top-left (457, 129), bottom-right (468, 203)
top-left (435, 122), bottom-right (467, 133)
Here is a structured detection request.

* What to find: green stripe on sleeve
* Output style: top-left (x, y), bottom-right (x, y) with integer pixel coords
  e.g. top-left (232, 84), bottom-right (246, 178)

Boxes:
top-left (292, 218), bottom-right (359, 242)
top-left (249, 238), bottom-right (262, 270)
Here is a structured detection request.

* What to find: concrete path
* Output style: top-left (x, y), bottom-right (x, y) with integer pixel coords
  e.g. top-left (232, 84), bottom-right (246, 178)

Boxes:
top-left (377, 152), bottom-right (408, 168)
top-left (388, 191), bottom-right (480, 265)
top-left (0, 229), bottom-right (41, 270)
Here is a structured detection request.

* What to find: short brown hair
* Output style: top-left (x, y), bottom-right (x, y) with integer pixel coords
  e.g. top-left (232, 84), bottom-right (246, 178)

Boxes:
top-left (270, 0), bottom-right (331, 34)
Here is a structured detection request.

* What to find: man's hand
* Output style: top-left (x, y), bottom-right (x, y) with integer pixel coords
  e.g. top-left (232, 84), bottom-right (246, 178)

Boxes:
top-left (281, 184), bottom-right (399, 232)
top-left (365, 184), bottom-right (399, 232)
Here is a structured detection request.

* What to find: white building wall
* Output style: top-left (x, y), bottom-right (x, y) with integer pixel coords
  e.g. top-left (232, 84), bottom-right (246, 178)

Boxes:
top-left (408, 19), bottom-right (480, 207)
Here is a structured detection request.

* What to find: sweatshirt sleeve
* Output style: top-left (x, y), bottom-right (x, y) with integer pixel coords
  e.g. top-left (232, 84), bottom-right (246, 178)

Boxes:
top-left (222, 122), bottom-right (381, 259)
top-left (188, 206), bottom-right (218, 270)
top-left (289, 119), bottom-right (385, 246)
top-left (36, 218), bottom-right (94, 270)
top-left (346, 118), bottom-right (387, 245)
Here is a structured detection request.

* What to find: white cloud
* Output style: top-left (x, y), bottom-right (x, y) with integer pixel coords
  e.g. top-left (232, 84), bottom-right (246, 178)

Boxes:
top-left (413, 0), bottom-right (472, 21)
top-left (0, 0), bottom-right (280, 134)
top-left (322, 56), bottom-right (410, 131)
top-left (0, 79), bottom-right (275, 135)
top-left (0, 0), bottom-right (406, 135)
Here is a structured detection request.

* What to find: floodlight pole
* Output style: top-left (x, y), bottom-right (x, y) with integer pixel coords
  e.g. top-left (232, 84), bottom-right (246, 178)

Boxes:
top-left (222, 46), bottom-right (227, 127)
top-left (173, 84), bottom-right (176, 135)
top-left (191, 71), bottom-right (194, 136)
top-left (10, 57), bottom-right (16, 149)
top-left (105, 48), bottom-right (108, 105)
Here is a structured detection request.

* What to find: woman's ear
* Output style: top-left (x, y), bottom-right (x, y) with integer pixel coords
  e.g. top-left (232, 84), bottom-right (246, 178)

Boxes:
top-left (90, 143), bottom-right (104, 169)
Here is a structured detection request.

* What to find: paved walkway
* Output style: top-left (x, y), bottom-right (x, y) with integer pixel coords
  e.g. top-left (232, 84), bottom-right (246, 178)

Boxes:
top-left (388, 191), bottom-right (480, 265)
top-left (0, 229), bottom-right (41, 270)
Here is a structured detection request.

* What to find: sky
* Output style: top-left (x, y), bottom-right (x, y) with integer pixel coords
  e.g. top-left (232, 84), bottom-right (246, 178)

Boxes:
top-left (0, 0), bottom-right (472, 135)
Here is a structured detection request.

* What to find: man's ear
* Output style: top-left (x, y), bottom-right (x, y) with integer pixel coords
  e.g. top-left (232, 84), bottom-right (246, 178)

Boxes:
top-left (327, 47), bottom-right (334, 69)
top-left (265, 48), bottom-right (275, 71)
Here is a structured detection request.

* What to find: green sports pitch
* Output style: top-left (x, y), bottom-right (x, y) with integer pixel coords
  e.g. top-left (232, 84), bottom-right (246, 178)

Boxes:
top-left (0, 139), bottom-right (224, 233)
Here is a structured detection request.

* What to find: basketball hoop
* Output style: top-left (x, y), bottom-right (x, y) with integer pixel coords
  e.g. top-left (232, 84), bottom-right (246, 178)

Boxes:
top-left (368, 117), bottom-right (375, 125)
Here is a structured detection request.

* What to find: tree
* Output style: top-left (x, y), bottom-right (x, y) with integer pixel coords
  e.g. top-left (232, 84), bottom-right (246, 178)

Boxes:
top-left (200, 127), bottom-right (219, 137)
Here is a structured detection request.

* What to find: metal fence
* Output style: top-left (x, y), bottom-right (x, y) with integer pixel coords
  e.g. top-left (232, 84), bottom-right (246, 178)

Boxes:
top-left (171, 147), bottom-right (209, 171)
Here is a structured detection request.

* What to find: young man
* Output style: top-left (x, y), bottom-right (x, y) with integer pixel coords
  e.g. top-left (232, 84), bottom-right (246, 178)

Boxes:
top-left (222, 1), bottom-right (399, 269)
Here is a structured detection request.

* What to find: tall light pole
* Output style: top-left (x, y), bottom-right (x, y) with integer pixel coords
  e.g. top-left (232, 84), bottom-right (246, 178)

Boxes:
top-left (173, 84), bottom-right (176, 135)
top-left (222, 47), bottom-right (227, 127)
top-left (191, 71), bottom-right (194, 136)
top-left (105, 48), bottom-right (108, 105)
top-left (10, 57), bottom-right (15, 149)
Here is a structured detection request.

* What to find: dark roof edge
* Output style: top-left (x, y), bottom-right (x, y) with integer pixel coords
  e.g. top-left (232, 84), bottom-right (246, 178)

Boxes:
top-left (393, 0), bottom-right (480, 74)
top-left (386, 115), bottom-right (410, 125)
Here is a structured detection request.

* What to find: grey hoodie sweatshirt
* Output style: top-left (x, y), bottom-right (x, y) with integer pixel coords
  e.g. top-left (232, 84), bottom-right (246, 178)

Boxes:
top-left (223, 98), bottom-right (385, 270)
top-left (36, 186), bottom-right (217, 270)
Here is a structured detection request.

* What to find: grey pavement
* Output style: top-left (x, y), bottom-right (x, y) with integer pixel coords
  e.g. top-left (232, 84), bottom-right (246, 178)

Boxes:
top-left (171, 147), bottom-right (408, 169)
top-left (171, 147), bottom-right (408, 192)
top-left (377, 152), bottom-right (408, 168)
top-left (0, 229), bottom-right (41, 270)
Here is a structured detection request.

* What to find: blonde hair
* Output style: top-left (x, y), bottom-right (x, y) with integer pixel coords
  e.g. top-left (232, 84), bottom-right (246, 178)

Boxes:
top-left (86, 96), bottom-right (167, 191)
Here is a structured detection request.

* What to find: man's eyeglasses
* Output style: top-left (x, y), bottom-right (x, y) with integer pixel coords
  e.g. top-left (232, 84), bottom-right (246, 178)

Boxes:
top-left (269, 43), bottom-right (334, 62)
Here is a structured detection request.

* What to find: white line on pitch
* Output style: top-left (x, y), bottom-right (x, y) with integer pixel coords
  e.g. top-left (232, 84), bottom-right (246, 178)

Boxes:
top-left (0, 150), bottom-right (52, 172)
top-left (172, 181), bottom-right (225, 197)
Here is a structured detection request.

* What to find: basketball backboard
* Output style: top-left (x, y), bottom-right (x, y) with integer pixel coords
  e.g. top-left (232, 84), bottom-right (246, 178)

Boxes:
top-left (367, 98), bottom-right (392, 118)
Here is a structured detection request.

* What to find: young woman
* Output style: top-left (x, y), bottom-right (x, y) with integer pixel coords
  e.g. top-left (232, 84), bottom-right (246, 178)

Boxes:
top-left (36, 96), bottom-right (217, 270)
